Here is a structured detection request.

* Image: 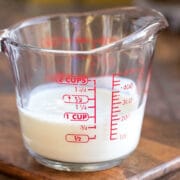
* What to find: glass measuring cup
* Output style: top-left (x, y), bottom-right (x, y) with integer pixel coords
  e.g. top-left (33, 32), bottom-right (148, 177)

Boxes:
top-left (0, 7), bottom-right (167, 172)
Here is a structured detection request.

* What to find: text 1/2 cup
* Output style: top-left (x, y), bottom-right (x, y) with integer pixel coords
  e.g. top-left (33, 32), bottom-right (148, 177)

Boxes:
top-left (0, 7), bottom-right (168, 171)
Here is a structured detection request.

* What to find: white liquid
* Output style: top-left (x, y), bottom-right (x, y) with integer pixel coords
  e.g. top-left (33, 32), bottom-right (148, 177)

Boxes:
top-left (18, 78), bottom-right (145, 163)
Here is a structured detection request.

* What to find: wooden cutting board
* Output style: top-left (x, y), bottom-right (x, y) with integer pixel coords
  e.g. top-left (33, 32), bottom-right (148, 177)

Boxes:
top-left (0, 94), bottom-right (179, 179)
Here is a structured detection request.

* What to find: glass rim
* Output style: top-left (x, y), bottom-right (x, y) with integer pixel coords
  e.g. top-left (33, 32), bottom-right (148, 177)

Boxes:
top-left (1, 6), bottom-right (168, 54)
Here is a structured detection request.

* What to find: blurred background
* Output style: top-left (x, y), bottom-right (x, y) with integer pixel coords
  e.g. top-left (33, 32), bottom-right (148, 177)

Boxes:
top-left (0, 0), bottom-right (179, 179)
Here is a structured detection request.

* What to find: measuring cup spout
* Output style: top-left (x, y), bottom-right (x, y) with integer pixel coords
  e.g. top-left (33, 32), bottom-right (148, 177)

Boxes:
top-left (143, 9), bottom-right (168, 36)
top-left (152, 9), bottom-right (168, 30)
top-left (121, 8), bottom-right (168, 48)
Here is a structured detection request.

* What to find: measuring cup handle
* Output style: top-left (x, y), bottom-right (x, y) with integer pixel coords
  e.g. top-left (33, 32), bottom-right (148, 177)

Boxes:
top-left (0, 29), bottom-right (8, 53)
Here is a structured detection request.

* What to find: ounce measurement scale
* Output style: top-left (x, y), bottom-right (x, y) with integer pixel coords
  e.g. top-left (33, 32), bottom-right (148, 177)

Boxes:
top-left (110, 74), bottom-right (139, 141)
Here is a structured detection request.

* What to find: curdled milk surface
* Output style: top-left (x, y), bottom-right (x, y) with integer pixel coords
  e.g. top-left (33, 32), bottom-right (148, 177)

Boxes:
top-left (18, 78), bottom-right (145, 163)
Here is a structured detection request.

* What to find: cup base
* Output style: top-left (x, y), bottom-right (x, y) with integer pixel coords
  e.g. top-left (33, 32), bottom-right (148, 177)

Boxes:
top-left (28, 149), bottom-right (124, 172)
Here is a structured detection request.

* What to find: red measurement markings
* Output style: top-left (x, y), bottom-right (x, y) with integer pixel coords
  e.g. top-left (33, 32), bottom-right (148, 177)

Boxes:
top-left (110, 75), bottom-right (122, 140)
top-left (121, 114), bottom-right (129, 121)
top-left (75, 104), bottom-right (87, 110)
top-left (121, 97), bottom-right (133, 105)
top-left (110, 74), bottom-right (134, 140)
top-left (87, 79), bottom-right (96, 124)
top-left (63, 79), bottom-right (96, 143)
top-left (62, 80), bottom-right (96, 143)
top-left (80, 125), bottom-right (96, 130)
top-left (64, 112), bottom-right (89, 121)
top-left (48, 74), bottom-right (88, 85)
top-left (122, 82), bottom-right (134, 90)
top-left (63, 94), bottom-right (88, 104)
top-left (80, 125), bottom-right (88, 130)
top-left (65, 134), bottom-right (96, 143)
top-left (88, 124), bottom-right (96, 129)
top-left (42, 36), bottom-right (118, 48)
top-left (75, 86), bottom-right (87, 93)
